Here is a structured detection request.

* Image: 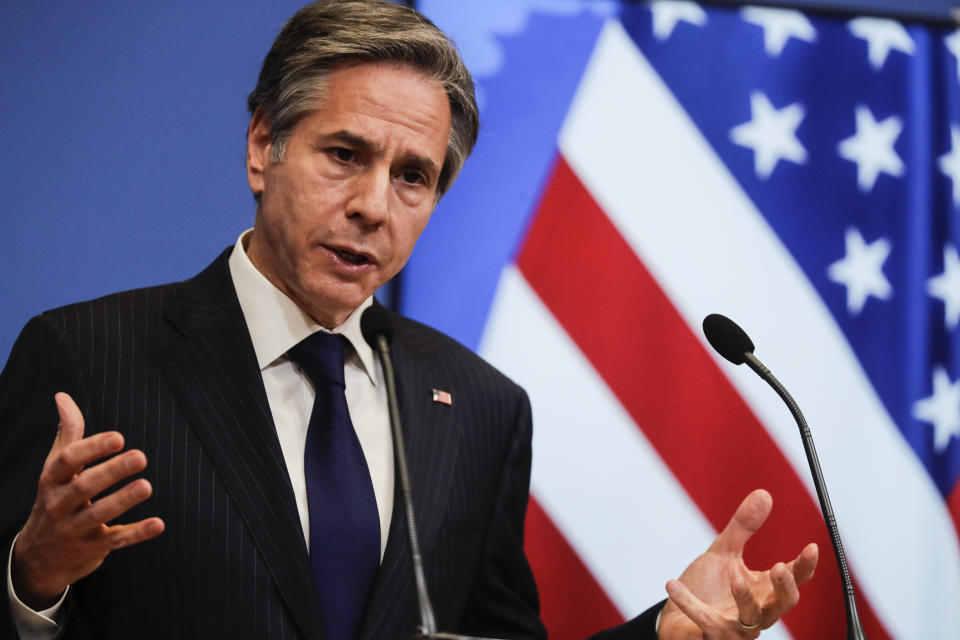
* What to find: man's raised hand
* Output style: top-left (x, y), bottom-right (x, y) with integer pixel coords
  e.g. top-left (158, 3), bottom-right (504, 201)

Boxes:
top-left (11, 392), bottom-right (165, 610)
top-left (658, 490), bottom-right (818, 639)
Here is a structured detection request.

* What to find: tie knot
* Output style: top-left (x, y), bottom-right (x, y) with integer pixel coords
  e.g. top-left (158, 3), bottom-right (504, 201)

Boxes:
top-left (288, 332), bottom-right (347, 388)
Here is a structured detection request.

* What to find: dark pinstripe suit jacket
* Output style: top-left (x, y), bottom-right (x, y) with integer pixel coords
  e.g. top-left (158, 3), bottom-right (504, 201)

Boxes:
top-left (0, 249), bottom-right (659, 639)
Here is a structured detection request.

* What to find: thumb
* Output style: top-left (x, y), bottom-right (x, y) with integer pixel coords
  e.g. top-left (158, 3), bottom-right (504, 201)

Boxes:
top-left (53, 392), bottom-right (85, 446)
top-left (711, 489), bottom-right (773, 556)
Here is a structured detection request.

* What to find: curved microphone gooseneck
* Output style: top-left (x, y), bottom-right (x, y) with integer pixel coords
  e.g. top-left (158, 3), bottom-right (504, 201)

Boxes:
top-left (702, 313), bottom-right (866, 640)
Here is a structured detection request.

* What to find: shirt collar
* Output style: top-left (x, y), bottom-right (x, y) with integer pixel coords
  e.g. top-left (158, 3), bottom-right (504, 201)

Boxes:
top-left (228, 229), bottom-right (379, 386)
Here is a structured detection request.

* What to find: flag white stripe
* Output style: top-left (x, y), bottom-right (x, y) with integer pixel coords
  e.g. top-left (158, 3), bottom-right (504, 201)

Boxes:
top-left (558, 19), bottom-right (960, 638)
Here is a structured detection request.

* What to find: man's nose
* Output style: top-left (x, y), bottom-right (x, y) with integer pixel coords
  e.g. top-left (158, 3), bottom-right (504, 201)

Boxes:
top-left (347, 167), bottom-right (390, 228)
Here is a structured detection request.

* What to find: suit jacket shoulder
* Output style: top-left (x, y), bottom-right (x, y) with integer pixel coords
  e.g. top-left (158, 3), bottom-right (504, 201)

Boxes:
top-left (389, 310), bottom-right (529, 406)
top-left (0, 249), bottom-right (323, 639)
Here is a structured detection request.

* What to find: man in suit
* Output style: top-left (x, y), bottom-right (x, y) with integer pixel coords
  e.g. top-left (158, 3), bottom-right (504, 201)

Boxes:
top-left (2, 1), bottom-right (817, 638)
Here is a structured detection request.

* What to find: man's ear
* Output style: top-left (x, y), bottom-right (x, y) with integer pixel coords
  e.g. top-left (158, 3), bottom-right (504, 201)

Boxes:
top-left (246, 108), bottom-right (272, 198)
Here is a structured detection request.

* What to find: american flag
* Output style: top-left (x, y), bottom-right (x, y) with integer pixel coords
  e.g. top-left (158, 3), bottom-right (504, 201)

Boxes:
top-left (406, 1), bottom-right (960, 638)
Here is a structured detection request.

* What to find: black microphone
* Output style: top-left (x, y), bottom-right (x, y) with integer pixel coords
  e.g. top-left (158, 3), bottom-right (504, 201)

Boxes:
top-left (701, 313), bottom-right (866, 640)
top-left (360, 306), bottom-right (501, 640)
top-left (361, 306), bottom-right (436, 636)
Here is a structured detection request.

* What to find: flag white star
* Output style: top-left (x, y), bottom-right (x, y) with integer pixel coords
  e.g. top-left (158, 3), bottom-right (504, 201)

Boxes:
top-left (939, 125), bottom-right (960, 206)
top-left (913, 366), bottom-right (960, 452)
top-left (928, 245), bottom-right (960, 330)
top-left (741, 6), bottom-right (817, 57)
top-left (837, 105), bottom-right (904, 192)
top-left (946, 30), bottom-right (960, 82)
top-left (649, 1), bottom-right (707, 41)
top-left (848, 16), bottom-right (915, 70)
top-left (827, 227), bottom-right (892, 315)
top-left (729, 91), bottom-right (807, 179)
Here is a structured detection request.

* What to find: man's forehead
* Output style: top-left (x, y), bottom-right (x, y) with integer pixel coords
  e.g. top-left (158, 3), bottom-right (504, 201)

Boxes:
top-left (297, 62), bottom-right (450, 156)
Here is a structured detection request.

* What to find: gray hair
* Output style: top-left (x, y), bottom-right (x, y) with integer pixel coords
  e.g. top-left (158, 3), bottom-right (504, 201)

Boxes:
top-left (247, 0), bottom-right (478, 198)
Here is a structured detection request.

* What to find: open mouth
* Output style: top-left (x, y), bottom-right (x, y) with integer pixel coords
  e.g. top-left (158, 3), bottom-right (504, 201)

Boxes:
top-left (332, 247), bottom-right (370, 265)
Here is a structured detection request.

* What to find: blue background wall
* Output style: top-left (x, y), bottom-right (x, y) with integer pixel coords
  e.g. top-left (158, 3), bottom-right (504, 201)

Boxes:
top-left (1, 2), bottom-right (307, 361)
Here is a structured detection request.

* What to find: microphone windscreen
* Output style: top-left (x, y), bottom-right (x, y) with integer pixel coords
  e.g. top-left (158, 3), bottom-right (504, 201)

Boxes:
top-left (702, 314), bottom-right (755, 365)
top-left (361, 305), bottom-right (394, 347)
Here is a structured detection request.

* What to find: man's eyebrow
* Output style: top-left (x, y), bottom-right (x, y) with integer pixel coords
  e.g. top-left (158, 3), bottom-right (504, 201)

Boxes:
top-left (320, 129), bottom-right (440, 178)
top-left (321, 130), bottom-right (375, 151)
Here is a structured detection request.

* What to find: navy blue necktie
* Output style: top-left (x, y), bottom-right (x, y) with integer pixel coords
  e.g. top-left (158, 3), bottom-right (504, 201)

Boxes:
top-left (288, 332), bottom-right (380, 640)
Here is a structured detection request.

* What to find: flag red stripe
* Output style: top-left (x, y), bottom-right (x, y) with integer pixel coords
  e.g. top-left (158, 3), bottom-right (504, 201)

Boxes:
top-left (516, 155), bottom-right (891, 639)
top-left (525, 496), bottom-right (626, 638)
top-left (949, 481), bottom-right (960, 541)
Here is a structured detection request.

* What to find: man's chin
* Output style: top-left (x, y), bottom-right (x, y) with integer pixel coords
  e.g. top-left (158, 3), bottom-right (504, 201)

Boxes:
top-left (297, 284), bottom-right (373, 328)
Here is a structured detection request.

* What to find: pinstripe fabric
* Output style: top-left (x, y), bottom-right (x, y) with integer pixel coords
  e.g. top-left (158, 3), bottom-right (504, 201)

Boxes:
top-left (360, 311), bottom-right (547, 639)
top-left (1, 251), bottom-right (315, 639)
top-left (1, 249), bottom-right (558, 639)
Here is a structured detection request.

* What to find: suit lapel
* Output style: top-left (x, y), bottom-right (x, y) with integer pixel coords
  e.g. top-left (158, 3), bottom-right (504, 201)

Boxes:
top-left (159, 250), bottom-right (325, 640)
top-left (361, 315), bottom-right (462, 637)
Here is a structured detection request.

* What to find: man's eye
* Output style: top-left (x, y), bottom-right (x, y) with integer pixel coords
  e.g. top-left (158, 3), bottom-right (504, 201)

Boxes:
top-left (399, 170), bottom-right (426, 185)
top-left (330, 147), bottom-right (355, 162)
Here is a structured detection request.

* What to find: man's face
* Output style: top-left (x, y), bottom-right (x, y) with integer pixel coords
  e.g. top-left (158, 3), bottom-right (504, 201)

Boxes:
top-left (245, 62), bottom-right (451, 328)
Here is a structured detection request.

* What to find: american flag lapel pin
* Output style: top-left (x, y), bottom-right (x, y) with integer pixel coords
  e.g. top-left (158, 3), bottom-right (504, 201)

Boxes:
top-left (432, 388), bottom-right (453, 406)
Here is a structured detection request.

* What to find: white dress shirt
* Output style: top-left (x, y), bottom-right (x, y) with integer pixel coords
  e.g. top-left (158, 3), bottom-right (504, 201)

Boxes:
top-left (9, 230), bottom-right (394, 638)
top-left (228, 229), bottom-right (394, 554)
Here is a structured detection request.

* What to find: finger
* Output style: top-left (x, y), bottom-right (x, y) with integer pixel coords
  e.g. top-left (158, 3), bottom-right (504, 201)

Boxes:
top-left (731, 576), bottom-right (763, 629)
top-left (44, 432), bottom-right (126, 485)
top-left (765, 562), bottom-right (800, 621)
top-left (711, 489), bottom-right (773, 556)
top-left (57, 449), bottom-right (146, 511)
top-left (75, 478), bottom-right (153, 533)
top-left (104, 517), bottom-right (165, 550)
top-left (53, 392), bottom-right (85, 447)
top-left (788, 542), bottom-right (819, 586)
top-left (665, 579), bottom-right (721, 635)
